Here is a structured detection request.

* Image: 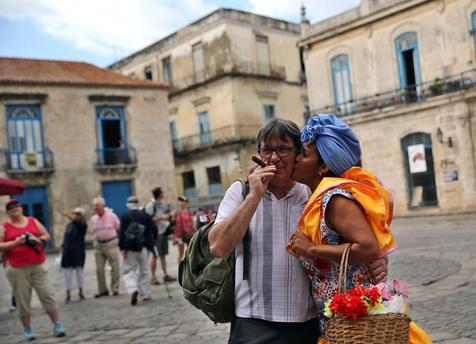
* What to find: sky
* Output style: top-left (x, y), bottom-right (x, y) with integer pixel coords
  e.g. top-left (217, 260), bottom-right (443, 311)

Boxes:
top-left (0, 0), bottom-right (360, 68)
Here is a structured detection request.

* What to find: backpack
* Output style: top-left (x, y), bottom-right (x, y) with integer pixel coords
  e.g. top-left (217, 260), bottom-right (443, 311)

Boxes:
top-left (124, 220), bottom-right (146, 251)
top-left (149, 202), bottom-right (174, 236)
top-left (178, 179), bottom-right (249, 324)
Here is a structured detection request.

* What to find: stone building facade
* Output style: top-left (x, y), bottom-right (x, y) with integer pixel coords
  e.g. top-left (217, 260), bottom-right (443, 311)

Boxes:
top-left (300, 0), bottom-right (476, 216)
top-left (0, 57), bottom-right (175, 247)
top-left (110, 8), bottom-right (308, 209)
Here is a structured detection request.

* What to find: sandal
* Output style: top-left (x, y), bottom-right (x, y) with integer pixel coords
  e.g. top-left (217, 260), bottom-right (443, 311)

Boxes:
top-left (151, 278), bottom-right (160, 285)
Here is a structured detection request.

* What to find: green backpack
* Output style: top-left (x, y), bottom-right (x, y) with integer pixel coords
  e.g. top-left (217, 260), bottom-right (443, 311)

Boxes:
top-left (178, 180), bottom-right (249, 324)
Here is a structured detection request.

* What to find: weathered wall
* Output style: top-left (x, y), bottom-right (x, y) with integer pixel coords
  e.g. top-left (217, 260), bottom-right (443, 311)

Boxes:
top-left (0, 84), bottom-right (175, 246)
top-left (304, 0), bottom-right (475, 110)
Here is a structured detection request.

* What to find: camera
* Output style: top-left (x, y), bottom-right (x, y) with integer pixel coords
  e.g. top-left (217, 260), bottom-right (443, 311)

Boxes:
top-left (21, 232), bottom-right (37, 248)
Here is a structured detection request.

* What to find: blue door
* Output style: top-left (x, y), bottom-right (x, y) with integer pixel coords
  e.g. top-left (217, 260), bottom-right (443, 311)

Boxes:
top-left (96, 106), bottom-right (128, 165)
top-left (14, 186), bottom-right (52, 248)
top-left (395, 32), bottom-right (422, 101)
top-left (472, 12), bottom-right (476, 51)
top-left (101, 180), bottom-right (132, 219)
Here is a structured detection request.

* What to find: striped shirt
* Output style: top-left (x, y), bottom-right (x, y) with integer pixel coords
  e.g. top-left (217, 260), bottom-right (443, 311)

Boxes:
top-left (215, 181), bottom-right (318, 322)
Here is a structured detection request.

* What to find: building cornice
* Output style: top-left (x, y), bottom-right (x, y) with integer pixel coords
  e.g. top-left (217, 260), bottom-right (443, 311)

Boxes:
top-left (299, 0), bottom-right (432, 48)
top-left (109, 8), bottom-right (300, 70)
top-left (0, 92), bottom-right (48, 101)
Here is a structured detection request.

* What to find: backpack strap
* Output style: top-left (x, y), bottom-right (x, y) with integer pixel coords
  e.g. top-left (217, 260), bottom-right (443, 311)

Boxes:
top-left (237, 179), bottom-right (251, 281)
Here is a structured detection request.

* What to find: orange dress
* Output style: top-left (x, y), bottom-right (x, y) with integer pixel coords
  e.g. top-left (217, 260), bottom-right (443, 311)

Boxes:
top-left (297, 167), bottom-right (432, 344)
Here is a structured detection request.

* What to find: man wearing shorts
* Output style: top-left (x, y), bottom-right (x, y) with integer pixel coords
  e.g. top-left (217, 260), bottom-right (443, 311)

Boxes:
top-left (145, 187), bottom-right (176, 284)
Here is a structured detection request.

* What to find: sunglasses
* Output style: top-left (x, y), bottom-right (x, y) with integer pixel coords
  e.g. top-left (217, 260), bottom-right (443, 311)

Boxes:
top-left (6, 203), bottom-right (21, 211)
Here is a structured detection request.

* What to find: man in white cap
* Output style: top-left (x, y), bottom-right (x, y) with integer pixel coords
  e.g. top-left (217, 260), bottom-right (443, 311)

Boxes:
top-left (119, 196), bottom-right (157, 305)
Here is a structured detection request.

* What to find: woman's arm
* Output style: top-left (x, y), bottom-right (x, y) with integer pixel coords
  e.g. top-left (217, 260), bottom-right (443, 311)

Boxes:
top-left (62, 211), bottom-right (74, 221)
top-left (290, 195), bottom-right (380, 265)
top-left (0, 225), bottom-right (26, 252)
top-left (33, 218), bottom-right (51, 243)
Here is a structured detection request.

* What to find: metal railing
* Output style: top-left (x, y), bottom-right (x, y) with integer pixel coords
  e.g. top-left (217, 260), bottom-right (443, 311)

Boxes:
top-left (170, 62), bottom-right (286, 93)
top-left (309, 68), bottom-right (476, 117)
top-left (173, 124), bottom-right (261, 155)
top-left (96, 146), bottom-right (137, 166)
top-left (3, 148), bottom-right (54, 172)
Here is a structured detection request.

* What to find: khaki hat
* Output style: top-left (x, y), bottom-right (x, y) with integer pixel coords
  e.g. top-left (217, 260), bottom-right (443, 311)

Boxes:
top-left (73, 207), bottom-right (85, 215)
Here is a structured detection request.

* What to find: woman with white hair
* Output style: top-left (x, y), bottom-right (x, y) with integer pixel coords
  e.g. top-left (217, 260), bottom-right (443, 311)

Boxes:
top-left (61, 207), bottom-right (87, 302)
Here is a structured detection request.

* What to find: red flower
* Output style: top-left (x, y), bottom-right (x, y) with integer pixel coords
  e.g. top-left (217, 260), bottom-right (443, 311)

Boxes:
top-left (349, 285), bottom-right (381, 307)
top-left (312, 259), bottom-right (332, 272)
top-left (329, 293), bottom-right (369, 320)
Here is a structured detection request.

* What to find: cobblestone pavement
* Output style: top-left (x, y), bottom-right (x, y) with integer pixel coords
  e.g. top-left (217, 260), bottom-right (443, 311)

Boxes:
top-left (0, 213), bottom-right (475, 343)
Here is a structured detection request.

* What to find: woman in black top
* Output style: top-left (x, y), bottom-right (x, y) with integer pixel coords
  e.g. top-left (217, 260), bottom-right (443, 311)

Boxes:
top-left (61, 208), bottom-right (87, 302)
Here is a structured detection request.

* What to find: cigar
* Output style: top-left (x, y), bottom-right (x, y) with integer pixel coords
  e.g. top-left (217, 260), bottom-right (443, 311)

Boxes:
top-left (252, 155), bottom-right (266, 167)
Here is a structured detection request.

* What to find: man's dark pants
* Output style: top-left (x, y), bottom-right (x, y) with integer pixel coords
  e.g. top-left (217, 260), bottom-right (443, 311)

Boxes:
top-left (228, 316), bottom-right (319, 344)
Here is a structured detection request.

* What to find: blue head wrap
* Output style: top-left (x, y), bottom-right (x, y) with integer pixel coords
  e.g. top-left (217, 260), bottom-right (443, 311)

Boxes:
top-left (301, 114), bottom-right (361, 176)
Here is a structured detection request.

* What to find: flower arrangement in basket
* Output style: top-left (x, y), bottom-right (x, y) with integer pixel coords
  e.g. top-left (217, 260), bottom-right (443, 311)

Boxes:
top-left (324, 280), bottom-right (410, 320)
top-left (325, 244), bottom-right (411, 344)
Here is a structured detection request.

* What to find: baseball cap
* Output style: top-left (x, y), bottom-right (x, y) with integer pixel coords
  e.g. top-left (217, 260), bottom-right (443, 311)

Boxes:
top-left (73, 207), bottom-right (85, 215)
top-left (177, 196), bottom-right (188, 202)
top-left (127, 196), bottom-right (139, 204)
top-left (5, 199), bottom-right (20, 211)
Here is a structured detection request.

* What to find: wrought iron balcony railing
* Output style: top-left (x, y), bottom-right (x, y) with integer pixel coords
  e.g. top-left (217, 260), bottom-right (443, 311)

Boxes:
top-left (308, 68), bottom-right (476, 118)
top-left (170, 62), bottom-right (286, 93)
top-left (96, 146), bottom-right (137, 167)
top-left (3, 148), bottom-right (54, 174)
top-left (172, 124), bottom-right (261, 156)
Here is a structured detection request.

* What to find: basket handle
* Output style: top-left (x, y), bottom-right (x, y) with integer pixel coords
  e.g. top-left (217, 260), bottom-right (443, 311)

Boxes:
top-left (337, 243), bottom-right (353, 294)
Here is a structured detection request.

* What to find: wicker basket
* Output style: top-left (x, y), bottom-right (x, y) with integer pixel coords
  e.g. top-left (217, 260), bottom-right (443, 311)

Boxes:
top-left (325, 244), bottom-right (411, 344)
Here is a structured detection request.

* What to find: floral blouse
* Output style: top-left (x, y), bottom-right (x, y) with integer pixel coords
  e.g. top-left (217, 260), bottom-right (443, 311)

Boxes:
top-left (300, 188), bottom-right (371, 339)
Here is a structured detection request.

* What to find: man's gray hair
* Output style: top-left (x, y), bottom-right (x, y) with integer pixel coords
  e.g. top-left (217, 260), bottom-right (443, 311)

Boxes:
top-left (92, 196), bottom-right (106, 205)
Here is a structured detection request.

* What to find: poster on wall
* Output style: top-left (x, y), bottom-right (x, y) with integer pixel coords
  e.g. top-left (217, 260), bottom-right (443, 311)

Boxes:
top-left (407, 144), bottom-right (427, 174)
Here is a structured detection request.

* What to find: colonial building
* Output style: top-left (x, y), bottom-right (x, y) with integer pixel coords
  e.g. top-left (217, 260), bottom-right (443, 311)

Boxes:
top-left (300, 0), bottom-right (476, 216)
top-left (0, 57), bottom-right (175, 247)
top-left (110, 8), bottom-right (308, 209)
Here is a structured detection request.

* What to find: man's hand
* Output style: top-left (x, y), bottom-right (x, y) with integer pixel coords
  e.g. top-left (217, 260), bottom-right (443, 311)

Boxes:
top-left (122, 250), bottom-right (128, 258)
top-left (367, 256), bottom-right (388, 283)
top-left (247, 164), bottom-right (276, 198)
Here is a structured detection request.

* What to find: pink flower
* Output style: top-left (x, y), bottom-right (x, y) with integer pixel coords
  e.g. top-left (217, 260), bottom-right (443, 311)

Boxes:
top-left (376, 282), bottom-right (392, 301)
top-left (393, 280), bottom-right (409, 298)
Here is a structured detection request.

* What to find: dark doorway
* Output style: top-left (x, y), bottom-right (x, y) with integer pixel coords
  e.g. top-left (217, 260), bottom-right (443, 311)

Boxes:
top-left (102, 120), bottom-right (121, 164)
top-left (403, 50), bottom-right (417, 102)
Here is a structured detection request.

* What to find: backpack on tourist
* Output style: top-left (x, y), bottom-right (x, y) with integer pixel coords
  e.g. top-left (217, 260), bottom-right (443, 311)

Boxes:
top-left (178, 179), bottom-right (249, 324)
top-left (123, 221), bottom-right (146, 251)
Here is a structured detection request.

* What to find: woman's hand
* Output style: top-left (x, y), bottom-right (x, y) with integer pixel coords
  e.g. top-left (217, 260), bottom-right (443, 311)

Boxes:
top-left (289, 231), bottom-right (316, 259)
top-left (13, 235), bottom-right (26, 247)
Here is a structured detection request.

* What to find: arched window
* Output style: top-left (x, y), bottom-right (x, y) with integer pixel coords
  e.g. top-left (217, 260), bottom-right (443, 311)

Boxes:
top-left (401, 133), bottom-right (438, 208)
top-left (95, 105), bottom-right (128, 165)
top-left (395, 32), bottom-right (422, 101)
top-left (6, 104), bottom-right (45, 170)
top-left (330, 54), bottom-right (353, 115)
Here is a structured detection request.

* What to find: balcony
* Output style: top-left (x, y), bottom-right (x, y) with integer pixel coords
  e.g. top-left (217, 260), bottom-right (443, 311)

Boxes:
top-left (170, 62), bottom-right (286, 96)
top-left (173, 124), bottom-right (261, 158)
top-left (2, 148), bottom-right (55, 177)
top-left (309, 68), bottom-right (476, 118)
top-left (95, 146), bottom-right (137, 174)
